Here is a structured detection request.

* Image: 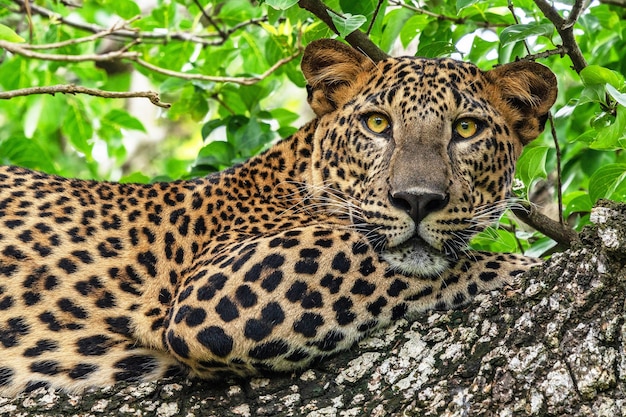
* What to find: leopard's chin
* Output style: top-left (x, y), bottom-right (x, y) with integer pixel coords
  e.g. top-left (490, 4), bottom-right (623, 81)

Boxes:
top-left (380, 237), bottom-right (449, 278)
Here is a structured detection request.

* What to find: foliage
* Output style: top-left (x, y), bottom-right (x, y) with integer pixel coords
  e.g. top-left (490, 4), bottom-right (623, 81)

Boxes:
top-left (0, 0), bottom-right (625, 256)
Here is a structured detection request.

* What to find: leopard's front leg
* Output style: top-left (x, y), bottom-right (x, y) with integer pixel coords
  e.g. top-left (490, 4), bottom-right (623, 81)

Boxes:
top-left (163, 227), bottom-right (540, 378)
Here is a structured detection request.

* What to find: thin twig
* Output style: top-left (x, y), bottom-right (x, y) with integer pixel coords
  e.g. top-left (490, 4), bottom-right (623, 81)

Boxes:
top-left (211, 94), bottom-right (237, 115)
top-left (523, 47), bottom-right (567, 60)
top-left (533, 0), bottom-right (588, 73)
top-left (22, 0), bottom-right (33, 41)
top-left (19, 19), bottom-right (138, 50)
top-left (388, 0), bottom-right (509, 28)
top-left (366, 0), bottom-right (384, 36)
top-left (12, 0), bottom-right (267, 46)
top-left (599, 0), bottom-right (626, 6)
top-left (297, 0), bottom-right (389, 61)
top-left (500, 218), bottom-right (526, 253)
top-left (192, 0), bottom-right (227, 40)
top-left (2, 32), bottom-right (301, 87)
top-left (0, 85), bottom-right (171, 108)
top-left (548, 113), bottom-right (565, 226)
top-left (507, 0), bottom-right (531, 55)
top-left (133, 43), bottom-right (303, 85)
top-left (0, 39), bottom-right (139, 62)
top-left (564, 0), bottom-right (590, 28)
top-left (59, 0), bottom-right (81, 7)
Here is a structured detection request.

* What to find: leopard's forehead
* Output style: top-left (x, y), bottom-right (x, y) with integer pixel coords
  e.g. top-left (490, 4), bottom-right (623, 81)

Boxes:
top-left (357, 56), bottom-right (489, 117)
top-left (375, 56), bottom-right (483, 86)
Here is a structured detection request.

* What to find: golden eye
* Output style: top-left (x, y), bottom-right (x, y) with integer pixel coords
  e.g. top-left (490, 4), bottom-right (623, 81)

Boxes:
top-left (365, 113), bottom-right (390, 134)
top-left (454, 118), bottom-right (479, 139)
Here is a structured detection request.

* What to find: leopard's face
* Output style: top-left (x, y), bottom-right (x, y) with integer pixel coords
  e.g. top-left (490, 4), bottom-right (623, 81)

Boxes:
top-left (302, 42), bottom-right (556, 276)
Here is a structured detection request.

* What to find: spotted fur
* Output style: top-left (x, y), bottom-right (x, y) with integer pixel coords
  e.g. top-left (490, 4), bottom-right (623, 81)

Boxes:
top-left (0, 39), bottom-right (557, 395)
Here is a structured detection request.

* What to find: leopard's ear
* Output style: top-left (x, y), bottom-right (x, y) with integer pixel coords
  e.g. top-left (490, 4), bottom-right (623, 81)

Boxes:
top-left (486, 61), bottom-right (558, 144)
top-left (301, 39), bottom-right (376, 116)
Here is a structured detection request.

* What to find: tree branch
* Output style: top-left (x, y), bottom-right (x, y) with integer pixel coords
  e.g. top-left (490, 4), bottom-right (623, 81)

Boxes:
top-left (0, 40), bottom-right (139, 62)
top-left (511, 201), bottom-right (579, 248)
top-left (1, 35), bottom-right (302, 87)
top-left (18, 19), bottom-right (139, 50)
top-left (0, 85), bottom-right (171, 108)
top-left (297, 0), bottom-right (389, 61)
top-left (533, 0), bottom-right (588, 73)
top-left (389, 0), bottom-right (509, 28)
top-left (599, 0), bottom-right (626, 6)
top-left (565, 0), bottom-right (591, 28)
top-left (523, 46), bottom-right (567, 61)
top-left (132, 45), bottom-right (303, 86)
top-left (11, 0), bottom-right (267, 46)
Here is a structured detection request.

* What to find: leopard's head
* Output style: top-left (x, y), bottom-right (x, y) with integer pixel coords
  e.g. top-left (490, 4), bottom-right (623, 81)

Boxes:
top-left (301, 39), bottom-right (557, 276)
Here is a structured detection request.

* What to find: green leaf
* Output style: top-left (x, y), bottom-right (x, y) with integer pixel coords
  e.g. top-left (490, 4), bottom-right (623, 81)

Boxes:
top-left (199, 140), bottom-right (235, 160)
top-left (169, 85), bottom-right (209, 122)
top-left (580, 65), bottom-right (623, 89)
top-left (400, 15), bottom-right (429, 48)
top-left (515, 145), bottom-right (550, 185)
top-left (340, 0), bottom-right (376, 17)
top-left (228, 116), bottom-right (274, 156)
top-left (467, 35), bottom-right (498, 65)
top-left (606, 84), bottom-right (626, 107)
top-left (0, 24), bottom-right (25, 42)
top-left (0, 57), bottom-right (28, 90)
top-left (264, 0), bottom-right (299, 10)
top-left (218, 86), bottom-right (249, 116)
top-left (578, 85), bottom-right (608, 106)
top-left (23, 97), bottom-right (44, 139)
top-left (119, 172), bottom-right (151, 184)
top-left (63, 99), bottom-right (93, 155)
top-left (196, 140), bottom-right (236, 170)
top-left (106, 0), bottom-right (141, 19)
top-left (269, 108), bottom-right (300, 126)
top-left (499, 22), bottom-right (554, 46)
top-left (563, 191), bottom-right (593, 218)
top-left (470, 227), bottom-right (520, 253)
top-left (23, 95), bottom-right (65, 137)
top-left (0, 137), bottom-right (54, 172)
top-left (524, 236), bottom-right (557, 258)
top-left (240, 32), bottom-right (268, 74)
top-left (591, 5), bottom-right (621, 31)
top-left (416, 41), bottom-right (457, 58)
top-left (456, 0), bottom-right (480, 11)
top-left (380, 8), bottom-right (413, 52)
top-left (590, 107), bottom-right (626, 150)
top-left (328, 11), bottom-right (367, 38)
top-left (202, 118), bottom-right (228, 140)
top-left (588, 163), bottom-right (626, 203)
top-left (103, 109), bottom-right (146, 133)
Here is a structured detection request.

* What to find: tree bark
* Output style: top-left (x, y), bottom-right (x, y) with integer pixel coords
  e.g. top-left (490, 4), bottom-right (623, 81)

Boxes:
top-left (2, 200), bottom-right (625, 416)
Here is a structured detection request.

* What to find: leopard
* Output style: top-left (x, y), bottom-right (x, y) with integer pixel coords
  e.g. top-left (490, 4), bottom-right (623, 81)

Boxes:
top-left (0, 38), bottom-right (557, 395)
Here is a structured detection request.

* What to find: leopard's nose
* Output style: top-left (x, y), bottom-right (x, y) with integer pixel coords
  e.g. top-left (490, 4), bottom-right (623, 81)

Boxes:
top-left (389, 191), bottom-right (449, 225)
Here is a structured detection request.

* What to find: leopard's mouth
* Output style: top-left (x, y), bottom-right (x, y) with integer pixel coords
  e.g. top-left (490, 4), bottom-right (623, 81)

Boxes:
top-left (380, 236), bottom-right (450, 278)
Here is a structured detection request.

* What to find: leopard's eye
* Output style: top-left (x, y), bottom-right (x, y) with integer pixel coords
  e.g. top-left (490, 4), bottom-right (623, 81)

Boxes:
top-left (365, 113), bottom-right (391, 134)
top-left (454, 118), bottom-right (480, 139)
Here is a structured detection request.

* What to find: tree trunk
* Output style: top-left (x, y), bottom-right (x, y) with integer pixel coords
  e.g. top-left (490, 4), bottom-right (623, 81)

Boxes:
top-left (2, 200), bottom-right (625, 417)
